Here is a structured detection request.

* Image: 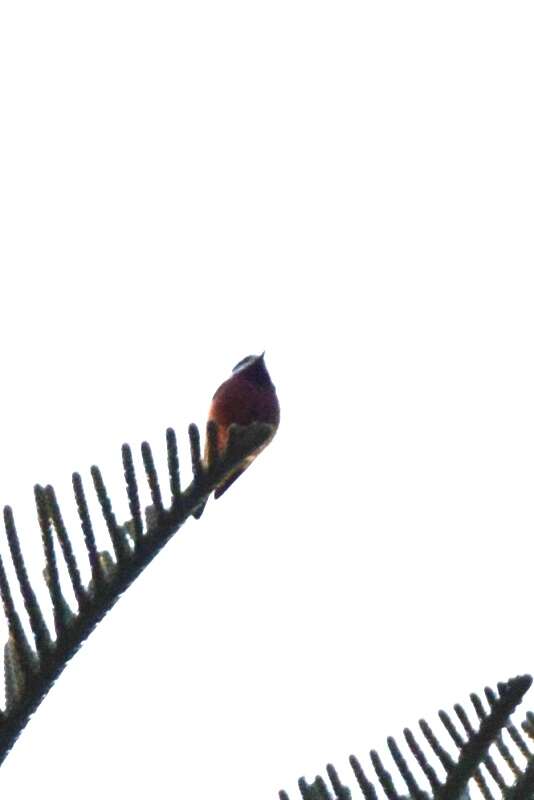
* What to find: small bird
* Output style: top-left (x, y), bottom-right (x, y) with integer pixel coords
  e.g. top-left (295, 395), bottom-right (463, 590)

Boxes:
top-left (204, 352), bottom-right (280, 500)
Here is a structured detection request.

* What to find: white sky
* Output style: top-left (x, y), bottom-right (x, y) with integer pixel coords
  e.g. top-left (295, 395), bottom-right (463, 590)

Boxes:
top-left (1, 2), bottom-right (534, 798)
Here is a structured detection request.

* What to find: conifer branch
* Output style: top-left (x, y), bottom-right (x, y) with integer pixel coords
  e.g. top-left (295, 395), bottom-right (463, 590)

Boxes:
top-left (0, 421), bottom-right (274, 766)
top-left (282, 674), bottom-right (533, 800)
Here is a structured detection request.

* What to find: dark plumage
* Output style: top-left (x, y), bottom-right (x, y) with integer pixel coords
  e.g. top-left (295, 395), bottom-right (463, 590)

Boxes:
top-left (207, 353), bottom-right (280, 498)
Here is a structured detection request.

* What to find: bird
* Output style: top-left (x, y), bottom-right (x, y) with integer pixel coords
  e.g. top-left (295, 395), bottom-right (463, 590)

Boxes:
top-left (194, 353), bottom-right (280, 515)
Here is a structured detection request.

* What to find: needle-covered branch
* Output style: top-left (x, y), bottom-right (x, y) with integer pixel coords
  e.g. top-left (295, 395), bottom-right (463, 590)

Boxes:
top-left (0, 420), bottom-right (274, 766)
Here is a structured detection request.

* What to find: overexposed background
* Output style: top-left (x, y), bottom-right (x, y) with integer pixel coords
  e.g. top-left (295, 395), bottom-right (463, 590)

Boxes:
top-left (1, 2), bottom-right (534, 797)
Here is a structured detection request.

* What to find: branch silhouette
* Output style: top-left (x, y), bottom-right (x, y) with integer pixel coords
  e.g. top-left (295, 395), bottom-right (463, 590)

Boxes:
top-left (282, 674), bottom-right (534, 800)
top-left (2, 420), bottom-right (534, 800)
top-left (0, 420), bottom-right (274, 766)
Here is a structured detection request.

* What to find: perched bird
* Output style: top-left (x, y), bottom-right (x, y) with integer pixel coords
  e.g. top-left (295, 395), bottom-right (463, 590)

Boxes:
top-left (203, 353), bottom-right (280, 502)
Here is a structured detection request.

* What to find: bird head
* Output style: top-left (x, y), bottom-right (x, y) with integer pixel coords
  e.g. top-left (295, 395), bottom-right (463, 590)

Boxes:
top-left (231, 353), bottom-right (273, 388)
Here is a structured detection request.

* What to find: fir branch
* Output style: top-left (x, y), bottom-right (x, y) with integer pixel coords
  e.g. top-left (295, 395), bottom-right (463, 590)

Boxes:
top-left (349, 755), bottom-right (379, 800)
top-left (34, 485), bottom-right (72, 636)
top-left (369, 750), bottom-right (400, 800)
top-left (44, 485), bottom-right (87, 612)
top-left (326, 763), bottom-right (352, 800)
top-left (438, 675), bottom-right (531, 800)
top-left (386, 736), bottom-right (426, 800)
top-left (165, 427), bottom-right (182, 506)
top-left (403, 726), bottom-right (441, 794)
top-left (0, 420), bottom-right (274, 766)
top-left (283, 675), bottom-right (533, 800)
top-left (72, 471), bottom-right (104, 589)
top-left (121, 444), bottom-right (143, 547)
top-left (141, 441), bottom-right (164, 517)
top-left (3, 507), bottom-right (52, 657)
